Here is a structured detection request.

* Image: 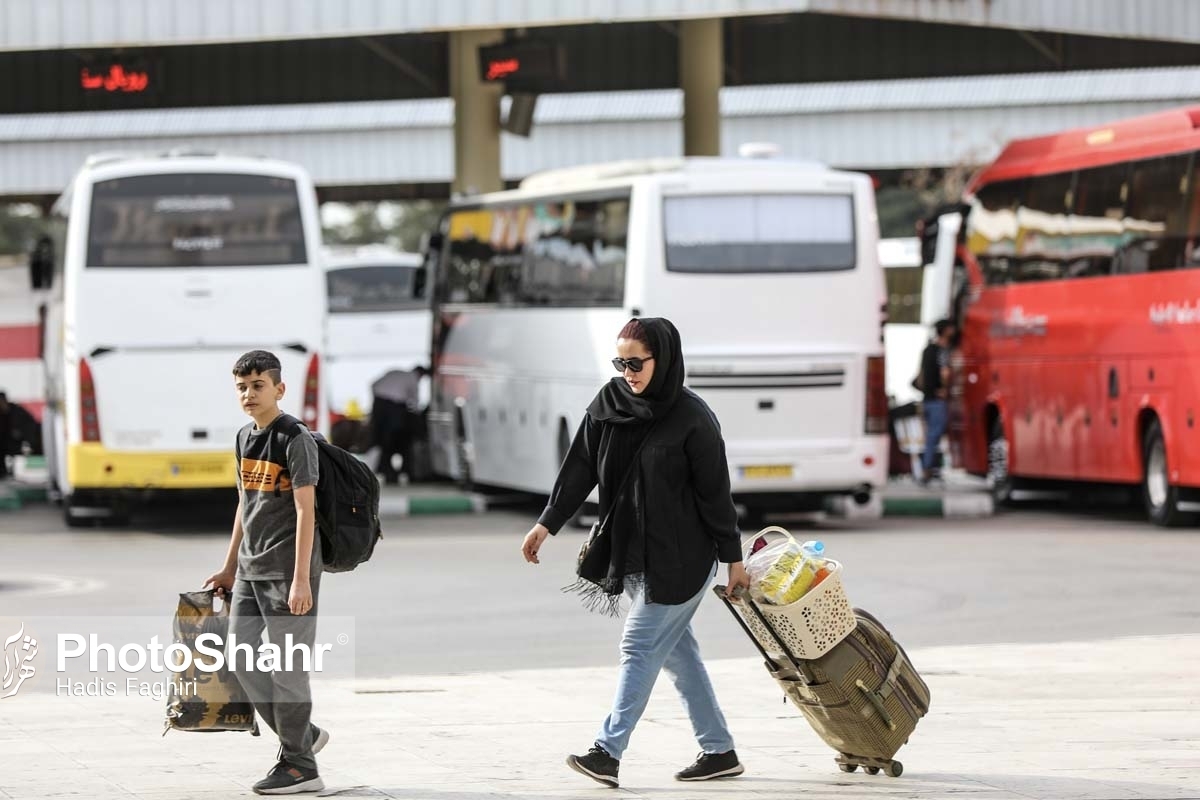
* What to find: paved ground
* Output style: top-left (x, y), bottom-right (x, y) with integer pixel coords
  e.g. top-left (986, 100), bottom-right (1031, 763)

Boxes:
top-left (1, 635), bottom-right (1197, 799)
top-left (1, 489), bottom-right (1197, 798)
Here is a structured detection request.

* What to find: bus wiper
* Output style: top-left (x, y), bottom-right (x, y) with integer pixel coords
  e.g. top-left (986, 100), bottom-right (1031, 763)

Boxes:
top-left (281, 342), bottom-right (309, 354)
top-left (89, 346), bottom-right (116, 358)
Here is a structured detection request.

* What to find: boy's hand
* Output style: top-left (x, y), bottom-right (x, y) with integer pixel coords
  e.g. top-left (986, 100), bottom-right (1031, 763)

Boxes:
top-left (288, 580), bottom-right (314, 616)
top-left (522, 524), bottom-right (550, 564)
top-left (203, 569), bottom-right (235, 599)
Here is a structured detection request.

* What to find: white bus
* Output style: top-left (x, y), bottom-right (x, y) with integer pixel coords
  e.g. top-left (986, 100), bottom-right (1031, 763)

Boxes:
top-left (425, 157), bottom-right (889, 517)
top-left (322, 245), bottom-right (430, 436)
top-left (34, 152), bottom-right (327, 525)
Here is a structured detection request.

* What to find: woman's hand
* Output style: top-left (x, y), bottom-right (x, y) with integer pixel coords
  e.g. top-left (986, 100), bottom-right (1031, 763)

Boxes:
top-left (522, 524), bottom-right (550, 564)
top-left (725, 561), bottom-right (751, 599)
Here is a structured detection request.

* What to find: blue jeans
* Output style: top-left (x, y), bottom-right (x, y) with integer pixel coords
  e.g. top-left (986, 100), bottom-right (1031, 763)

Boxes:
top-left (922, 399), bottom-right (948, 473)
top-left (595, 563), bottom-right (735, 760)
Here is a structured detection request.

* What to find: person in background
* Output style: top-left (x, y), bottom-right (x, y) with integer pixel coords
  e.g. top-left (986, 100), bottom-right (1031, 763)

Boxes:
top-left (0, 392), bottom-right (11, 479)
top-left (919, 319), bottom-right (956, 484)
top-left (370, 366), bottom-right (429, 485)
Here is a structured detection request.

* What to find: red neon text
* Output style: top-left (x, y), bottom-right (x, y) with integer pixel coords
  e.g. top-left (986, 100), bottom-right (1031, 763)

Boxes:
top-left (486, 58), bottom-right (520, 81)
top-left (81, 65), bottom-right (150, 93)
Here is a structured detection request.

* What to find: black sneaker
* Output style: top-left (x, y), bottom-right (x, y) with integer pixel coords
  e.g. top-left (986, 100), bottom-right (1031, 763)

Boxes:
top-left (675, 750), bottom-right (745, 781)
top-left (566, 744), bottom-right (620, 787)
top-left (252, 760), bottom-right (325, 795)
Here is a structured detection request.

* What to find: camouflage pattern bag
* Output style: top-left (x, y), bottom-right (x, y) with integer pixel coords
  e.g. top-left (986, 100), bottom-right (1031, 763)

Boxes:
top-left (163, 589), bottom-right (258, 735)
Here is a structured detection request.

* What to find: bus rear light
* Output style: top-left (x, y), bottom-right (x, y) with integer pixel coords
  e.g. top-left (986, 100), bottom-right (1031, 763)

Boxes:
top-left (302, 354), bottom-right (320, 430)
top-left (80, 358), bottom-right (102, 442)
top-left (865, 355), bottom-right (888, 435)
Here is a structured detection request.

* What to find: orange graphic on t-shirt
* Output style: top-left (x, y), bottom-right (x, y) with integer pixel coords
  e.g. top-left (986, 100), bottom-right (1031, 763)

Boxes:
top-left (240, 459), bottom-right (292, 493)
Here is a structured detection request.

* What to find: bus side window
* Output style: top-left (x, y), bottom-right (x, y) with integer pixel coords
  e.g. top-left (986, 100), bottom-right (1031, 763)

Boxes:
top-left (1070, 163), bottom-right (1128, 279)
top-left (519, 198), bottom-right (627, 308)
top-left (1121, 154), bottom-right (1191, 273)
top-left (1015, 171), bottom-right (1073, 283)
top-left (972, 179), bottom-right (1024, 286)
top-left (442, 209), bottom-right (497, 304)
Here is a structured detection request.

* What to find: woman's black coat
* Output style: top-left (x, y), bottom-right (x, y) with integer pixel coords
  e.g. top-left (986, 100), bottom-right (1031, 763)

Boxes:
top-left (538, 387), bottom-right (743, 605)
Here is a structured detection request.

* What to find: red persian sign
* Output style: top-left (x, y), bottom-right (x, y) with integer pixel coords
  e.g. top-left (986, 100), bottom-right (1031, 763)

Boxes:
top-left (80, 64), bottom-right (150, 93)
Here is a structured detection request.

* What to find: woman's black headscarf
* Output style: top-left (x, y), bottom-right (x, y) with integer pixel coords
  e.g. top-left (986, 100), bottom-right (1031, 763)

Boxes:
top-left (568, 317), bottom-right (685, 614)
top-left (586, 317), bottom-right (685, 426)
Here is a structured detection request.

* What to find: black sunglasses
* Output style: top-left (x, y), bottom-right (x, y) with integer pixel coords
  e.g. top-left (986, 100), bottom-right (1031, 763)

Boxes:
top-left (612, 356), bottom-right (654, 373)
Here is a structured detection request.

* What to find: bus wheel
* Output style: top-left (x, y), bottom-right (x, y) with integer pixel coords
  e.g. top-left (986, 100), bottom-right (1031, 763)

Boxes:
top-left (455, 434), bottom-right (473, 492)
top-left (62, 495), bottom-right (91, 528)
top-left (1142, 419), bottom-right (1191, 527)
top-left (63, 493), bottom-right (129, 528)
top-left (987, 416), bottom-right (1015, 506)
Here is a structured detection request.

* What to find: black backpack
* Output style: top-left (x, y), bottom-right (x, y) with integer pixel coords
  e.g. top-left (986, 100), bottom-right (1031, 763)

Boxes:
top-left (239, 417), bottom-right (383, 573)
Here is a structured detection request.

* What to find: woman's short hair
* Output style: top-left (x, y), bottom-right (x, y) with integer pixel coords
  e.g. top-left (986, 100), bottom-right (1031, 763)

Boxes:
top-left (618, 319), bottom-right (651, 352)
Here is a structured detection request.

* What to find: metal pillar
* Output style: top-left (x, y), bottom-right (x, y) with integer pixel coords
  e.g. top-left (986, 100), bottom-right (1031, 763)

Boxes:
top-left (449, 29), bottom-right (504, 196)
top-left (679, 18), bottom-right (723, 157)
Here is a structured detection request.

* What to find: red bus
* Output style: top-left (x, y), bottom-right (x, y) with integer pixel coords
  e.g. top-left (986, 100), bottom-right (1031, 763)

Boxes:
top-left (936, 106), bottom-right (1200, 526)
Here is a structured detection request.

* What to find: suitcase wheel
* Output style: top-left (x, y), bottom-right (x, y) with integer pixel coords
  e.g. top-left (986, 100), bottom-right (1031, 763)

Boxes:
top-left (836, 756), bottom-right (903, 778)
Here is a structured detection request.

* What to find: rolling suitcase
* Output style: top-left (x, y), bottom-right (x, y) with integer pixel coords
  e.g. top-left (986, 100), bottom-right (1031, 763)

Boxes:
top-left (715, 586), bottom-right (930, 777)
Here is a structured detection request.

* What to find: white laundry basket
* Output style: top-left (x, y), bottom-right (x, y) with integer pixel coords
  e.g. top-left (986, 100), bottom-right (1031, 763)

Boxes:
top-left (741, 528), bottom-right (857, 659)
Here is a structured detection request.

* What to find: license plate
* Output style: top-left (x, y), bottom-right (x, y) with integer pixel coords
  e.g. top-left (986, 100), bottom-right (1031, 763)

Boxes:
top-left (171, 460), bottom-right (227, 476)
top-left (740, 464), bottom-right (793, 479)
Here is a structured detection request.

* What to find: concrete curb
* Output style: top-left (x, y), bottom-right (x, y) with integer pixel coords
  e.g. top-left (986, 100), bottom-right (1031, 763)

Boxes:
top-left (379, 493), bottom-right (488, 517)
top-left (0, 482), bottom-right (48, 510)
top-left (882, 493), bottom-right (994, 518)
top-left (0, 485), bottom-right (19, 510)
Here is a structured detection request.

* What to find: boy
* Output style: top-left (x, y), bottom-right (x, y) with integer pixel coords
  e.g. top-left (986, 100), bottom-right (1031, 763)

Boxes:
top-left (204, 350), bottom-right (328, 795)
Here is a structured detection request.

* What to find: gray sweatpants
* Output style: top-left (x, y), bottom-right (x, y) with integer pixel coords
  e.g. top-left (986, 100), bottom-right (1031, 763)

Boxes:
top-left (228, 576), bottom-right (321, 771)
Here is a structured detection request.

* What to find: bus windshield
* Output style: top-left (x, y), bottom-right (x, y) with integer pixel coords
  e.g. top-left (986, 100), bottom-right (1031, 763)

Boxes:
top-left (327, 265), bottom-right (423, 313)
top-left (86, 173), bottom-right (307, 268)
top-left (663, 193), bottom-right (855, 273)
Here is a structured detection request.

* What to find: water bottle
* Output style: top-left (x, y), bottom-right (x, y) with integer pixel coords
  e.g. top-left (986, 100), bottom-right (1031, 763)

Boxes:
top-left (803, 540), bottom-right (833, 591)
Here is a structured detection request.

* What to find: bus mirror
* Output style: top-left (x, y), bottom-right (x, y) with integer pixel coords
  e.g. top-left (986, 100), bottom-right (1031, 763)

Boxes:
top-left (414, 232), bottom-right (442, 300)
top-left (421, 231), bottom-right (443, 254)
top-left (29, 236), bottom-right (53, 290)
top-left (413, 262), bottom-right (429, 299)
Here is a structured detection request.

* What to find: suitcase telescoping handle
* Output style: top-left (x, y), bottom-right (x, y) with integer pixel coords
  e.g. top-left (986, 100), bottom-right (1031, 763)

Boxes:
top-left (713, 585), bottom-right (815, 684)
top-left (713, 585), bottom-right (778, 666)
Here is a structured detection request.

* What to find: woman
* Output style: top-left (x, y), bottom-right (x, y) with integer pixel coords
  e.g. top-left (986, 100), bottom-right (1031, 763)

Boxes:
top-left (521, 317), bottom-right (750, 788)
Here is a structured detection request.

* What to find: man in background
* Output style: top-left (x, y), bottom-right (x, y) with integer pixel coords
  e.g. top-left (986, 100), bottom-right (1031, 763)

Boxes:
top-left (919, 320), bottom-right (955, 484)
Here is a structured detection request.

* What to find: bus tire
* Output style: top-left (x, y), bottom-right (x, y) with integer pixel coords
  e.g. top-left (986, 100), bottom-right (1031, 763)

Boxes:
top-left (987, 416), bottom-right (1015, 506)
top-left (455, 409), bottom-right (474, 492)
top-left (558, 423), bottom-right (590, 529)
top-left (62, 495), bottom-right (90, 528)
top-left (1142, 418), bottom-right (1192, 527)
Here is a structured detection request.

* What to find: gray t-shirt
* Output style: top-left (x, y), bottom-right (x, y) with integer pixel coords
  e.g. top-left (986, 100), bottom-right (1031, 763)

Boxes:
top-left (235, 413), bottom-right (322, 581)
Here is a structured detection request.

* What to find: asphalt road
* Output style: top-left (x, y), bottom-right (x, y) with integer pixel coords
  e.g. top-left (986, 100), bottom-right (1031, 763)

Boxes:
top-left (2, 492), bottom-right (1198, 678)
